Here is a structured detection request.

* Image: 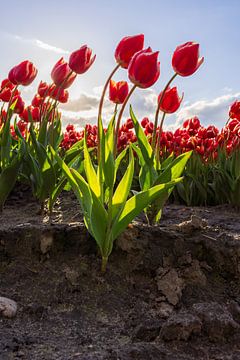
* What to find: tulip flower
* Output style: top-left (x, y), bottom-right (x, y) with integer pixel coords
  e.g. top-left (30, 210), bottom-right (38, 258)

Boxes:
top-left (0, 88), bottom-right (12, 102)
top-left (109, 80), bottom-right (129, 104)
top-left (1, 79), bottom-right (15, 90)
top-left (32, 94), bottom-right (44, 108)
top-left (20, 106), bottom-right (40, 122)
top-left (128, 48), bottom-right (160, 88)
top-left (38, 81), bottom-right (49, 98)
top-left (172, 42), bottom-right (204, 77)
top-left (158, 86), bottom-right (183, 114)
top-left (69, 45), bottom-right (96, 74)
top-left (115, 34), bottom-right (144, 69)
top-left (11, 95), bottom-right (25, 114)
top-left (49, 85), bottom-right (69, 103)
top-left (229, 100), bottom-right (240, 121)
top-left (8, 60), bottom-right (38, 86)
top-left (51, 58), bottom-right (77, 89)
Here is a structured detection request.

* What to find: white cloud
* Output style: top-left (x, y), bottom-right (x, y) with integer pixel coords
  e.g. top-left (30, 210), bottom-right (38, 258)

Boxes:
top-left (7, 33), bottom-right (69, 54)
top-left (59, 89), bottom-right (240, 131)
top-left (168, 92), bottom-right (240, 130)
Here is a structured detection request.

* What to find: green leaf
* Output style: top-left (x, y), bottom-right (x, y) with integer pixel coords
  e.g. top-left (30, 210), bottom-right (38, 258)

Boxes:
top-left (0, 157), bottom-right (22, 210)
top-left (84, 132), bottom-right (101, 199)
top-left (70, 168), bottom-right (108, 250)
top-left (104, 116), bottom-right (115, 188)
top-left (112, 147), bottom-right (134, 219)
top-left (130, 106), bottom-right (154, 166)
top-left (112, 178), bottom-right (183, 240)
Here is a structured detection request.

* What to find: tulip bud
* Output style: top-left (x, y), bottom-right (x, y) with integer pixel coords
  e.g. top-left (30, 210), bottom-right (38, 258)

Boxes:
top-left (158, 87), bottom-right (183, 114)
top-left (8, 60), bottom-right (38, 86)
top-left (115, 34), bottom-right (144, 69)
top-left (1, 79), bottom-right (15, 90)
top-left (51, 58), bottom-right (77, 89)
top-left (69, 45), bottom-right (96, 74)
top-left (141, 117), bottom-right (149, 128)
top-left (128, 48), bottom-right (160, 89)
top-left (0, 88), bottom-right (12, 102)
top-left (38, 81), bottom-right (49, 98)
top-left (11, 95), bottom-right (25, 114)
top-left (229, 100), bottom-right (240, 121)
top-left (32, 94), bottom-right (44, 107)
top-left (20, 106), bottom-right (40, 122)
top-left (172, 42), bottom-right (204, 77)
top-left (49, 85), bottom-right (69, 103)
top-left (109, 80), bottom-right (129, 104)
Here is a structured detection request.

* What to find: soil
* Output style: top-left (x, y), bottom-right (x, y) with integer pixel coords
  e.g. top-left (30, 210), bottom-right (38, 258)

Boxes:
top-left (1, 185), bottom-right (240, 359)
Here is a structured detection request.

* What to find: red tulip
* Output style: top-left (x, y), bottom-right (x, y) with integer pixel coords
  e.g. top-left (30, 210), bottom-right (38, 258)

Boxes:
top-left (115, 34), bottom-right (144, 69)
top-left (69, 45), bottom-right (96, 74)
top-left (109, 80), bottom-right (129, 104)
top-left (1, 78), bottom-right (15, 90)
top-left (51, 58), bottom-right (77, 89)
top-left (11, 95), bottom-right (25, 114)
top-left (20, 106), bottom-right (40, 122)
top-left (141, 117), bottom-right (149, 128)
top-left (172, 42), bottom-right (204, 77)
top-left (0, 88), bottom-right (12, 102)
top-left (229, 100), bottom-right (240, 121)
top-left (32, 94), bottom-right (44, 108)
top-left (8, 60), bottom-right (38, 86)
top-left (128, 48), bottom-right (160, 88)
top-left (49, 85), bottom-right (69, 103)
top-left (38, 81), bottom-right (49, 98)
top-left (158, 86), bottom-right (183, 113)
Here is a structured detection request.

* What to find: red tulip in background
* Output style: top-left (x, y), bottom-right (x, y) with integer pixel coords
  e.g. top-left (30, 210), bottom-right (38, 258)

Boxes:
top-left (115, 34), bottom-right (144, 69)
top-left (128, 47), bottom-right (160, 88)
top-left (51, 58), bottom-right (77, 89)
top-left (229, 100), bottom-right (240, 121)
top-left (8, 60), bottom-right (38, 86)
top-left (49, 85), bottom-right (69, 103)
top-left (172, 42), bottom-right (204, 77)
top-left (0, 88), bottom-right (12, 102)
top-left (20, 106), bottom-right (40, 122)
top-left (38, 81), bottom-right (49, 98)
top-left (109, 80), bottom-right (129, 104)
top-left (158, 86), bottom-right (183, 113)
top-left (1, 79), bottom-right (15, 90)
top-left (11, 95), bottom-right (25, 114)
top-left (32, 94), bottom-right (44, 108)
top-left (69, 45), bottom-right (96, 74)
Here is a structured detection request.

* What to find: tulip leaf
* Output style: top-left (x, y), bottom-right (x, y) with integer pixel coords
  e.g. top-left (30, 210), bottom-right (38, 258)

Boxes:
top-left (112, 147), bottom-right (134, 219)
top-left (112, 178), bottom-right (183, 240)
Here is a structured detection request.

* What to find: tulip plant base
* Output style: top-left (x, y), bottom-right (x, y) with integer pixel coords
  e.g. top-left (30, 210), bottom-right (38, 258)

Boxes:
top-left (1, 189), bottom-right (240, 360)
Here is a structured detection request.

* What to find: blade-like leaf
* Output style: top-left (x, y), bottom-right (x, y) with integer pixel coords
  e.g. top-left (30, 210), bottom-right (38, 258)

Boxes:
top-left (112, 147), bottom-right (134, 219)
top-left (112, 178), bottom-right (183, 240)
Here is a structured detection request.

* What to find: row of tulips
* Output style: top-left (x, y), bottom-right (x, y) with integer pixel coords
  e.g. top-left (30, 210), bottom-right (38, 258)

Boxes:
top-left (1, 32), bottom-right (236, 271)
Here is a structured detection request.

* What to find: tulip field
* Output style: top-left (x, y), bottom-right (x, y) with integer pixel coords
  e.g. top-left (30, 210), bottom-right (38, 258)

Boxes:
top-left (1, 34), bottom-right (240, 359)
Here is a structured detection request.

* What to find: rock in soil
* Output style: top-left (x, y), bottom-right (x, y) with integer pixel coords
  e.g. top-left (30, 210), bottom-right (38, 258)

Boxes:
top-left (0, 296), bottom-right (17, 318)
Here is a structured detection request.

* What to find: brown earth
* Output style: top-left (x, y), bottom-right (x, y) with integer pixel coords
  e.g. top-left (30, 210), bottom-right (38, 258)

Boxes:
top-left (0, 186), bottom-right (240, 359)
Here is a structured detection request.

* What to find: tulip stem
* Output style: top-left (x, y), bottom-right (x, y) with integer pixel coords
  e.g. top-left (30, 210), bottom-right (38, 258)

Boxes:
top-left (114, 84), bottom-right (137, 158)
top-left (152, 73), bottom-right (178, 150)
top-left (156, 112), bottom-right (166, 169)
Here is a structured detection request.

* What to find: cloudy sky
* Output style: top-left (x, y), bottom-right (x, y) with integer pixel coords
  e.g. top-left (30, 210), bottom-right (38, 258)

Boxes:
top-left (1, 0), bottom-right (239, 130)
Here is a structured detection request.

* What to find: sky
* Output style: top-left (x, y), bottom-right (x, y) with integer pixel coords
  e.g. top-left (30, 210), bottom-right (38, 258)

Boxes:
top-left (0, 0), bottom-right (240, 130)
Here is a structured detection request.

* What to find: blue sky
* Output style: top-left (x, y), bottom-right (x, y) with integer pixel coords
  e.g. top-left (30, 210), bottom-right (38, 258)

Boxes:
top-left (1, 0), bottom-right (240, 129)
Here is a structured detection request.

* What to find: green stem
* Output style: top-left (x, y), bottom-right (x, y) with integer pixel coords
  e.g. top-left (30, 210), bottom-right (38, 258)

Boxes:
top-left (156, 112), bottom-right (166, 169)
top-left (101, 256), bottom-right (108, 273)
top-left (114, 84), bottom-right (137, 158)
top-left (152, 73), bottom-right (178, 150)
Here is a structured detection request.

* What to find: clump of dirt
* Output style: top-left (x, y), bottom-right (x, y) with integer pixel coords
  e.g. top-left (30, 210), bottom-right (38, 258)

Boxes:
top-left (0, 189), bottom-right (240, 359)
